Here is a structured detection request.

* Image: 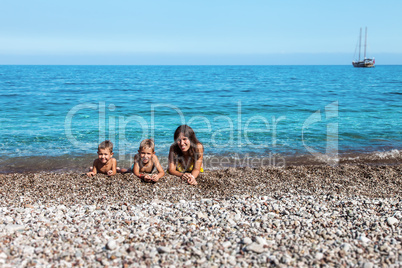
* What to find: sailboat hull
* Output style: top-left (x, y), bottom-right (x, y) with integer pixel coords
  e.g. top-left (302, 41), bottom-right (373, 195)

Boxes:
top-left (352, 61), bottom-right (375, 68)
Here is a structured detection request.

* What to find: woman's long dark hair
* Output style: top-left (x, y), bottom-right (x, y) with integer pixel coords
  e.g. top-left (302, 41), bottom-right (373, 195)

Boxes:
top-left (172, 125), bottom-right (202, 166)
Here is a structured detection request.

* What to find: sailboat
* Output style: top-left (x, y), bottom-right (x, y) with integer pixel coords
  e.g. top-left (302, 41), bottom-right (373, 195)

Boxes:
top-left (352, 27), bottom-right (375, 68)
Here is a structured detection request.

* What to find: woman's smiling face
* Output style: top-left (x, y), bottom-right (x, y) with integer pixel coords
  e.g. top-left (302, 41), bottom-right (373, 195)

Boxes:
top-left (177, 133), bottom-right (190, 153)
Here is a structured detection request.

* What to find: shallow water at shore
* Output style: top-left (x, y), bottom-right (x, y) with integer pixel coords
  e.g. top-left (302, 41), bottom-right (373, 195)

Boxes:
top-left (1, 149), bottom-right (401, 174)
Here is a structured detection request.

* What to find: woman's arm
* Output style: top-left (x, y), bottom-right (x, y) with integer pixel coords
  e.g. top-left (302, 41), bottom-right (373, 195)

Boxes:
top-left (190, 143), bottom-right (204, 180)
top-left (181, 143), bottom-right (203, 185)
top-left (168, 145), bottom-right (184, 178)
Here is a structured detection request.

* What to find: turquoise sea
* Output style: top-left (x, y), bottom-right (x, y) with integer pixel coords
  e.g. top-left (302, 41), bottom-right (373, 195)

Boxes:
top-left (0, 65), bottom-right (401, 173)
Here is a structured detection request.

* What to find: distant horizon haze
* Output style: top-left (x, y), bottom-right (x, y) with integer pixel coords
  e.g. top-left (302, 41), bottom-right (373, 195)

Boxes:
top-left (1, 52), bottom-right (401, 65)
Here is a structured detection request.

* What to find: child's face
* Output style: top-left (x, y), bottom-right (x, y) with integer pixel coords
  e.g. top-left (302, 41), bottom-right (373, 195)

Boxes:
top-left (139, 147), bottom-right (153, 164)
top-left (97, 148), bottom-right (113, 164)
top-left (177, 133), bottom-right (190, 152)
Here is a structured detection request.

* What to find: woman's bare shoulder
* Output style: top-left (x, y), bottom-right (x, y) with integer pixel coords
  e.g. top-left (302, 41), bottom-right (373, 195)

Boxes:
top-left (169, 144), bottom-right (177, 154)
top-left (196, 143), bottom-right (204, 151)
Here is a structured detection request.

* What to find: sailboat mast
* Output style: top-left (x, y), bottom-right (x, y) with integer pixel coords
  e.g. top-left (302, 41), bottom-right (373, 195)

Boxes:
top-left (358, 27), bottom-right (362, 61)
top-left (364, 27), bottom-right (367, 59)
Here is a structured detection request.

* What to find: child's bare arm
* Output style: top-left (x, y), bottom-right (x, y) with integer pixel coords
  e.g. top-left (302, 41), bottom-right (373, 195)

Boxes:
top-left (132, 156), bottom-right (149, 180)
top-left (150, 155), bottom-right (165, 182)
top-left (107, 158), bottom-right (117, 176)
top-left (132, 161), bottom-right (141, 178)
top-left (87, 160), bottom-right (98, 176)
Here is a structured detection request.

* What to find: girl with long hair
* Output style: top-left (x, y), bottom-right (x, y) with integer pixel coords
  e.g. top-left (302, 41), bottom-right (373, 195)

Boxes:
top-left (168, 125), bottom-right (204, 185)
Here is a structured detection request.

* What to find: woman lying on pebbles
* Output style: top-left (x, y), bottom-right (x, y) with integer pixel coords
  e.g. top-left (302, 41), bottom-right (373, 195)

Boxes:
top-left (168, 125), bottom-right (204, 185)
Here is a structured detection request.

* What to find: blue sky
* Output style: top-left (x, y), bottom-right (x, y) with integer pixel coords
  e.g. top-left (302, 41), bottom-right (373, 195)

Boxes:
top-left (1, 0), bottom-right (401, 65)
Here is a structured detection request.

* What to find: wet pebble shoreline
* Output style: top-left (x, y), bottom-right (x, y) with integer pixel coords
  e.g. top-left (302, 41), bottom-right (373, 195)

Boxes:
top-left (0, 164), bottom-right (401, 267)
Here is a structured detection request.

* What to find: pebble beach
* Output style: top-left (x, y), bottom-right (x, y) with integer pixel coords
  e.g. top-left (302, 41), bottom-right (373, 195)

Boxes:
top-left (0, 164), bottom-right (401, 267)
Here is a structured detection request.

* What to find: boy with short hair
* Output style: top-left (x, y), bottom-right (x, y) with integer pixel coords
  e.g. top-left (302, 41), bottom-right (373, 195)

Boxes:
top-left (87, 140), bottom-right (117, 177)
top-left (118, 139), bottom-right (164, 182)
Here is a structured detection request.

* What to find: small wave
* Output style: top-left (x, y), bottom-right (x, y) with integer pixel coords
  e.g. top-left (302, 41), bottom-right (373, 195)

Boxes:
top-left (385, 81), bottom-right (402, 84)
top-left (387, 92), bottom-right (402, 95)
top-left (64, 82), bottom-right (92, 85)
top-left (341, 149), bottom-right (402, 164)
top-left (372, 149), bottom-right (401, 159)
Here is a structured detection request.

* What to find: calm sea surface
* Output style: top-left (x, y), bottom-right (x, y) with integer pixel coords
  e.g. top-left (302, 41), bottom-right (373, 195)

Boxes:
top-left (0, 65), bottom-right (401, 172)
